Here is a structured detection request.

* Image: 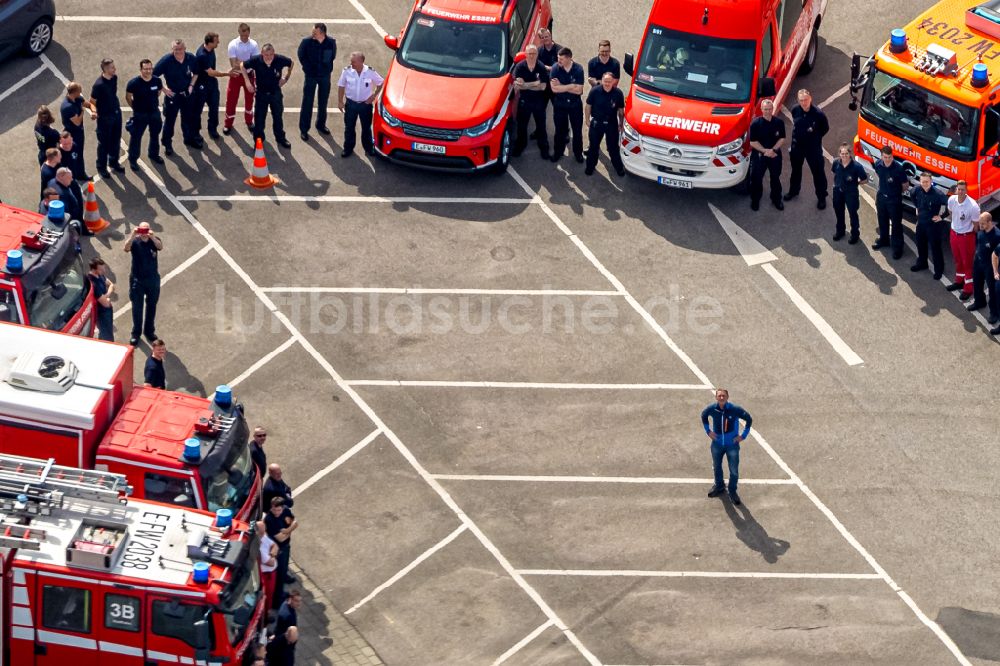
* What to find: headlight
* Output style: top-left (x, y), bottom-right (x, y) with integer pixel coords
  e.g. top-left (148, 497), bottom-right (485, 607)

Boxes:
top-left (379, 103), bottom-right (401, 128)
top-left (717, 133), bottom-right (747, 156)
top-left (622, 118), bottom-right (640, 142)
top-left (464, 118), bottom-right (493, 138)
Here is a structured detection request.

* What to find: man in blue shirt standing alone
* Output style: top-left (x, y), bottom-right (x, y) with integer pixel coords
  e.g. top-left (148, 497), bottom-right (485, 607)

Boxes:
top-left (701, 388), bottom-right (753, 505)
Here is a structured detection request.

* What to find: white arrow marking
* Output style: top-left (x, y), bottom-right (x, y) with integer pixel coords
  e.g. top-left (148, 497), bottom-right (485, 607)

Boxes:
top-left (708, 203), bottom-right (778, 266)
top-left (709, 204), bottom-right (864, 366)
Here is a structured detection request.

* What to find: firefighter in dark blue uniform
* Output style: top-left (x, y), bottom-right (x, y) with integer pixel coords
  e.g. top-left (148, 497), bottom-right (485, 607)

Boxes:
top-left (549, 47), bottom-right (585, 163)
top-left (872, 146), bottom-right (907, 258)
top-left (512, 44), bottom-right (551, 160)
top-left (908, 172), bottom-right (949, 279)
top-left (784, 89), bottom-right (829, 209)
top-left (830, 143), bottom-right (867, 243)
top-left (193, 32), bottom-right (227, 141)
top-left (89, 59), bottom-right (124, 178)
top-left (153, 39), bottom-right (199, 154)
top-left (748, 98), bottom-right (785, 211)
top-left (968, 212), bottom-right (1000, 326)
top-left (584, 72), bottom-right (625, 176)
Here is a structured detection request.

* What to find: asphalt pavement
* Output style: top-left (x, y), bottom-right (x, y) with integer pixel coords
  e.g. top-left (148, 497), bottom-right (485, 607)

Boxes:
top-left (2, 0), bottom-right (999, 664)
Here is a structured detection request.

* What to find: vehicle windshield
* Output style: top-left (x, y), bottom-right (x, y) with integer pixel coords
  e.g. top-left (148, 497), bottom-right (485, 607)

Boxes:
top-left (635, 24), bottom-right (756, 104)
top-left (399, 13), bottom-right (507, 78)
top-left (0, 289), bottom-right (21, 324)
top-left (217, 532), bottom-right (261, 646)
top-left (203, 417), bottom-right (255, 515)
top-left (861, 68), bottom-right (978, 160)
top-left (25, 249), bottom-right (88, 330)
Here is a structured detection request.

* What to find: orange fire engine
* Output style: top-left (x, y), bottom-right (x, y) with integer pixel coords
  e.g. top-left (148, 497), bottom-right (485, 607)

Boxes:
top-left (0, 322), bottom-right (261, 523)
top-left (850, 0), bottom-right (1000, 203)
top-left (0, 454), bottom-right (265, 665)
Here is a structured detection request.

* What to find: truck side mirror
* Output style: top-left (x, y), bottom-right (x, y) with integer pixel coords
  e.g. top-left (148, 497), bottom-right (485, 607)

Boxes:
top-left (624, 52), bottom-right (635, 77)
top-left (757, 76), bottom-right (776, 98)
top-left (193, 619), bottom-right (211, 660)
top-left (384, 35), bottom-right (399, 50)
top-left (513, 51), bottom-right (526, 64)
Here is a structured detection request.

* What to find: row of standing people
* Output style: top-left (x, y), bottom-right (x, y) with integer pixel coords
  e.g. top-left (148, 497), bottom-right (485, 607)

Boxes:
top-left (251, 427), bottom-right (302, 665)
top-left (512, 31), bottom-right (628, 175)
top-left (749, 89), bottom-right (1000, 336)
top-left (31, 22), bottom-right (385, 176)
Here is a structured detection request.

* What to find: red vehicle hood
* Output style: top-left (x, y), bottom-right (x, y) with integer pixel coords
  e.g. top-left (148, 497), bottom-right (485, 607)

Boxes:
top-left (625, 86), bottom-right (749, 147)
top-left (383, 60), bottom-right (509, 128)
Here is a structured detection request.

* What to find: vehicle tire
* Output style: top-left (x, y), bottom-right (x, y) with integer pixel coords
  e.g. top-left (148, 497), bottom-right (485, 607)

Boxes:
top-left (798, 27), bottom-right (819, 76)
top-left (492, 122), bottom-right (512, 175)
top-left (23, 18), bottom-right (54, 56)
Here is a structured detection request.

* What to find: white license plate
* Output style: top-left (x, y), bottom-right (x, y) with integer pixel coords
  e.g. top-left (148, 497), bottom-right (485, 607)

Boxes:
top-left (657, 176), bottom-right (693, 189)
top-left (412, 142), bottom-right (445, 154)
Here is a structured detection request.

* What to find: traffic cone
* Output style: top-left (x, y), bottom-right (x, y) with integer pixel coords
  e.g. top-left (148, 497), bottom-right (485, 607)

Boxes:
top-left (244, 138), bottom-right (280, 189)
top-left (82, 181), bottom-right (110, 234)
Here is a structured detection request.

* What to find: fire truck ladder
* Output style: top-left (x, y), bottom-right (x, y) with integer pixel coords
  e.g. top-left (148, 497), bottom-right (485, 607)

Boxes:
top-left (0, 455), bottom-right (131, 551)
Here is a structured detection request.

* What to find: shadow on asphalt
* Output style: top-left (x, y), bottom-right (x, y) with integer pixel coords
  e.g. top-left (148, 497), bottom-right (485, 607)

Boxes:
top-left (722, 497), bottom-right (791, 564)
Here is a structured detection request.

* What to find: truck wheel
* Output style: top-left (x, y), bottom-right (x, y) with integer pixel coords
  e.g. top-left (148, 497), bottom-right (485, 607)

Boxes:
top-left (492, 122), bottom-right (512, 174)
top-left (798, 27), bottom-right (819, 75)
top-left (23, 18), bottom-right (54, 56)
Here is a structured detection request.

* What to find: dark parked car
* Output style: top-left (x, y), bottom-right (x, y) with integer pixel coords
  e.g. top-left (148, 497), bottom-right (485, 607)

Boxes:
top-left (0, 0), bottom-right (56, 61)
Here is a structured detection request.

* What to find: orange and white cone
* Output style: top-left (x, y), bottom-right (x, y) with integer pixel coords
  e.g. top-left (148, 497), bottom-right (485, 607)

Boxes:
top-left (82, 181), bottom-right (110, 234)
top-left (244, 138), bottom-right (280, 189)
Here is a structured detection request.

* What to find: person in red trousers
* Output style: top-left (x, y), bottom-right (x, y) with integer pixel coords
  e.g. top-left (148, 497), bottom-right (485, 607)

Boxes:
top-left (946, 180), bottom-right (980, 300)
top-left (223, 23), bottom-right (260, 135)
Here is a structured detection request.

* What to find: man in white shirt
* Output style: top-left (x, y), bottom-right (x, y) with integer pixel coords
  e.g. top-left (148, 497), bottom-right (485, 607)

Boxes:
top-left (946, 180), bottom-right (980, 300)
top-left (256, 520), bottom-right (279, 611)
top-left (224, 23), bottom-right (260, 135)
top-left (337, 51), bottom-right (383, 158)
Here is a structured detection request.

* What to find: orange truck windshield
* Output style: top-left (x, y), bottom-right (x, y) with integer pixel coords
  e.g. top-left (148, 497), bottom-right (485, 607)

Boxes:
top-left (860, 68), bottom-right (979, 160)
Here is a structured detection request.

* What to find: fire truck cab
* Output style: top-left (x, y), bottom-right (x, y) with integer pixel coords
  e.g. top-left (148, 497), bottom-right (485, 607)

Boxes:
top-left (375, 0), bottom-right (553, 173)
top-left (620, 0), bottom-right (826, 188)
top-left (0, 203), bottom-right (94, 336)
top-left (0, 454), bottom-right (264, 666)
top-left (850, 0), bottom-right (1000, 204)
top-left (0, 322), bottom-right (260, 523)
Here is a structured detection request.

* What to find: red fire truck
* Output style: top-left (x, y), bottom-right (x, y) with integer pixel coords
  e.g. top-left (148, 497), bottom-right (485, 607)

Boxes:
top-left (0, 453), bottom-right (265, 665)
top-left (620, 0), bottom-right (827, 188)
top-left (375, 0), bottom-right (553, 173)
top-left (0, 203), bottom-right (94, 336)
top-left (0, 322), bottom-right (260, 523)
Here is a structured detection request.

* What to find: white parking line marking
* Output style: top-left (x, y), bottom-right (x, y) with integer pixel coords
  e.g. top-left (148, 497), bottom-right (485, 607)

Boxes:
top-left (345, 0), bottom-right (388, 36)
top-left (294, 428), bottom-right (382, 497)
top-left (709, 204), bottom-right (863, 366)
top-left (211, 337), bottom-right (297, 399)
top-left (113, 244), bottom-right (214, 320)
top-left (344, 524), bottom-right (468, 615)
top-left (347, 380), bottom-right (712, 390)
top-left (0, 63), bottom-right (48, 105)
top-left (506, 167), bottom-right (972, 665)
top-left (760, 263), bottom-right (865, 365)
top-left (493, 620), bottom-right (554, 666)
top-left (517, 570), bottom-right (883, 580)
top-left (432, 475), bottom-right (795, 485)
top-left (177, 195), bottom-right (534, 204)
top-left (261, 287), bottom-right (622, 296)
top-left (818, 82), bottom-right (852, 110)
top-left (58, 16), bottom-right (369, 23)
